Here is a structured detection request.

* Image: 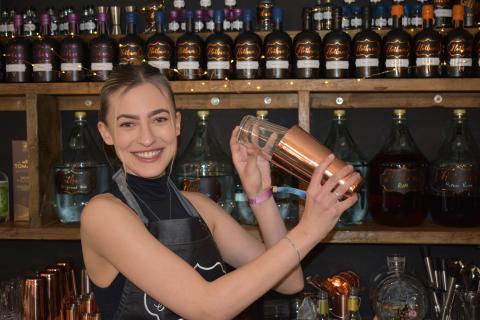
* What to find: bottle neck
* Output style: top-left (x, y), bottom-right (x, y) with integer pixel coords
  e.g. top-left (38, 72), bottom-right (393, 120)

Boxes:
top-left (333, 14), bottom-right (342, 30)
top-left (14, 25), bottom-right (22, 36)
top-left (127, 22), bottom-right (136, 35)
top-left (302, 16), bottom-right (312, 31)
top-left (40, 24), bottom-right (50, 36)
top-left (155, 21), bottom-right (165, 33)
top-left (392, 15), bottom-right (402, 29)
top-left (423, 18), bottom-right (433, 29)
top-left (273, 19), bottom-right (282, 31)
top-left (384, 117), bottom-right (418, 153)
top-left (362, 15), bottom-right (371, 29)
top-left (453, 19), bottom-right (463, 29)
top-left (244, 19), bottom-right (253, 32)
top-left (68, 21), bottom-right (79, 35)
top-left (97, 21), bottom-right (107, 35)
top-left (214, 20), bottom-right (223, 32)
top-left (186, 17), bottom-right (194, 33)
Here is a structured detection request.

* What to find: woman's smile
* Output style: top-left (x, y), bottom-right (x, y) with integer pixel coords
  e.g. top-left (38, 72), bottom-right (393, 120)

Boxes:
top-left (132, 148), bottom-right (164, 162)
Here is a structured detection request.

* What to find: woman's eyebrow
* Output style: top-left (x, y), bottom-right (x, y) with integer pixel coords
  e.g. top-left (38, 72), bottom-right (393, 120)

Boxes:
top-left (116, 108), bottom-right (170, 120)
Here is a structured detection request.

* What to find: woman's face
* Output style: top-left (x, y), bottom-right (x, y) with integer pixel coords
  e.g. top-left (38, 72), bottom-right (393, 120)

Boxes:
top-left (98, 82), bottom-right (181, 178)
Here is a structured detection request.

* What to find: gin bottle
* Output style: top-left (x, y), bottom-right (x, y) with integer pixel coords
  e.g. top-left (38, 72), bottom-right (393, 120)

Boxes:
top-left (175, 111), bottom-right (235, 213)
top-left (53, 112), bottom-right (110, 223)
top-left (0, 170), bottom-right (9, 222)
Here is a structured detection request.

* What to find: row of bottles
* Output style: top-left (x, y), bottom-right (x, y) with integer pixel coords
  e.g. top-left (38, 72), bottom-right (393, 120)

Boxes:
top-left (4, 4), bottom-right (480, 83)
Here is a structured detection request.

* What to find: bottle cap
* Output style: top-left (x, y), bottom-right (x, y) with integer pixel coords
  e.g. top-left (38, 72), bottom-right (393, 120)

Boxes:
top-left (169, 10), bottom-right (178, 20)
top-left (362, 6), bottom-right (371, 21)
top-left (124, 6), bottom-right (136, 13)
top-left (40, 13), bottom-right (51, 25)
top-left (195, 9), bottom-right (203, 20)
top-left (452, 4), bottom-right (464, 21)
top-left (391, 4), bottom-right (404, 17)
top-left (404, 4), bottom-right (411, 17)
top-left (394, 109), bottom-right (406, 117)
top-left (256, 110), bottom-right (269, 119)
top-left (414, 3), bottom-right (422, 15)
top-left (243, 8), bottom-right (253, 21)
top-left (422, 4), bottom-right (434, 20)
top-left (342, 5), bottom-right (351, 17)
top-left (186, 10), bottom-right (194, 20)
top-left (272, 7), bottom-right (283, 22)
top-left (67, 12), bottom-right (79, 23)
top-left (13, 13), bottom-right (23, 26)
top-left (197, 110), bottom-right (209, 119)
top-left (125, 11), bottom-right (137, 23)
top-left (154, 10), bottom-right (165, 23)
top-left (334, 109), bottom-right (346, 117)
top-left (351, 5), bottom-right (362, 15)
top-left (375, 4), bottom-right (387, 17)
top-left (97, 12), bottom-right (108, 23)
top-left (74, 112), bottom-right (87, 120)
top-left (453, 109), bottom-right (466, 117)
top-left (214, 9), bottom-right (224, 23)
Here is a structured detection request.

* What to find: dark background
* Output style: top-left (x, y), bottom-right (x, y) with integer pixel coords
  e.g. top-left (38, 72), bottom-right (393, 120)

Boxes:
top-left (1, 0), bottom-right (480, 318)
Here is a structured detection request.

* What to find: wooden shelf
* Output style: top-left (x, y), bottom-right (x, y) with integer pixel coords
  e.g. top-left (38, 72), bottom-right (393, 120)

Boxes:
top-left (1, 221), bottom-right (479, 244)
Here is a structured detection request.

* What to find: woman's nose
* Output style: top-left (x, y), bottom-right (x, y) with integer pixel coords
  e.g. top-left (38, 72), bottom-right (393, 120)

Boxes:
top-left (138, 124), bottom-right (155, 146)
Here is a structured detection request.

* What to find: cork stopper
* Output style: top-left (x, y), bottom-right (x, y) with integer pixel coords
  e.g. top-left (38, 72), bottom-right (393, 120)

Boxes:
top-left (452, 4), bottom-right (464, 21)
top-left (197, 110), bottom-right (209, 120)
top-left (334, 109), bottom-right (346, 118)
top-left (256, 110), bottom-right (269, 120)
top-left (391, 4), bottom-right (404, 17)
top-left (422, 4), bottom-right (434, 20)
top-left (393, 109), bottom-right (406, 117)
top-left (74, 112), bottom-right (87, 120)
top-left (453, 109), bottom-right (466, 118)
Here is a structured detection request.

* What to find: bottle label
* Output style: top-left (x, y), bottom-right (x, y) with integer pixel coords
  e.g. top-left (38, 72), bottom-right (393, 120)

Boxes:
top-left (169, 21), bottom-right (180, 32)
top-left (385, 39), bottom-right (411, 59)
top-left (119, 43), bottom-right (144, 65)
top-left (355, 38), bottom-right (380, 59)
top-left (177, 61), bottom-right (200, 69)
top-left (0, 24), bottom-right (6, 33)
top-left (207, 41), bottom-right (231, 63)
top-left (223, 20), bottom-right (231, 31)
top-left (148, 60), bottom-right (170, 70)
top-left (0, 180), bottom-right (8, 218)
top-left (416, 57), bottom-right (440, 66)
top-left (200, 0), bottom-right (211, 7)
top-left (235, 41), bottom-right (261, 61)
top-left (80, 22), bottom-right (85, 31)
top-left (56, 168), bottom-right (95, 195)
top-left (85, 21), bottom-right (96, 31)
top-left (51, 22), bottom-right (58, 32)
top-left (324, 42), bottom-right (350, 61)
top-left (6, 44), bottom-right (29, 65)
top-left (24, 23), bottom-right (36, 32)
top-left (195, 21), bottom-right (204, 32)
top-left (6, 64), bottom-right (26, 72)
top-left (91, 62), bottom-right (113, 71)
top-left (412, 17), bottom-right (422, 27)
top-left (207, 61), bottom-right (230, 69)
top-left (225, 0), bottom-right (236, 6)
top-left (416, 39), bottom-right (441, 61)
top-left (91, 42), bottom-right (114, 63)
top-left (147, 41), bottom-right (172, 62)
top-left (266, 60), bottom-right (289, 69)
top-left (449, 58), bottom-right (472, 67)
top-left (295, 40), bottom-right (321, 60)
top-left (380, 167), bottom-right (425, 194)
top-left (181, 22), bottom-right (186, 31)
top-left (355, 58), bottom-right (379, 67)
top-left (265, 41), bottom-right (290, 61)
top-left (7, 23), bottom-right (14, 33)
top-left (61, 63), bottom-right (82, 71)
top-left (326, 60), bottom-right (349, 69)
top-left (61, 42), bottom-right (85, 63)
top-left (33, 43), bottom-right (55, 65)
top-left (206, 20), bottom-right (215, 31)
top-left (351, 17), bottom-right (362, 28)
top-left (342, 19), bottom-right (350, 29)
top-left (432, 164), bottom-right (478, 194)
top-left (173, 0), bottom-right (185, 8)
top-left (180, 177), bottom-right (221, 202)
top-left (236, 61), bottom-right (259, 70)
top-left (402, 16), bottom-right (409, 27)
top-left (434, 8), bottom-right (452, 17)
top-left (385, 58), bottom-right (409, 67)
top-left (33, 63), bottom-right (53, 72)
top-left (323, 11), bottom-right (333, 20)
top-left (232, 20), bottom-right (243, 31)
top-left (313, 11), bottom-right (323, 21)
top-left (177, 41), bottom-right (202, 62)
top-left (448, 39), bottom-right (471, 58)
top-left (297, 60), bottom-right (320, 68)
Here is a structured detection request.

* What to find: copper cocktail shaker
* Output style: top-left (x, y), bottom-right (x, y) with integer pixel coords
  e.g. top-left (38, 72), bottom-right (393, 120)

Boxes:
top-left (237, 115), bottom-right (363, 196)
top-left (22, 276), bottom-right (47, 319)
top-left (39, 271), bottom-right (62, 320)
top-left (56, 261), bottom-right (78, 299)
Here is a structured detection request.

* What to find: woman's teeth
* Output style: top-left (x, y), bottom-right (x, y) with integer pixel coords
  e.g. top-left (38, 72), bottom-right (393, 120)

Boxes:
top-left (134, 150), bottom-right (161, 159)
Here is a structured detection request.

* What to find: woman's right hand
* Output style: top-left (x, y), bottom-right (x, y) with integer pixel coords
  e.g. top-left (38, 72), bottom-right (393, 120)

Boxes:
top-left (297, 154), bottom-right (360, 245)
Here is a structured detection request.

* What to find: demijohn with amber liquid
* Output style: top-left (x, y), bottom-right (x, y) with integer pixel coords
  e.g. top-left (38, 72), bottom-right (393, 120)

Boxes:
top-left (369, 109), bottom-right (429, 227)
top-left (429, 109), bottom-right (480, 227)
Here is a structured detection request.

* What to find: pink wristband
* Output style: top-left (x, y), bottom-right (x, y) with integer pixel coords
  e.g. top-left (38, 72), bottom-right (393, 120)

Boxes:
top-left (248, 187), bottom-right (273, 205)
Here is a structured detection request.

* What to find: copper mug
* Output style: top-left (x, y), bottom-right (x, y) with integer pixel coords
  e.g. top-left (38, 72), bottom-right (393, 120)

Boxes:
top-left (56, 261), bottom-right (78, 299)
top-left (45, 266), bottom-right (66, 306)
top-left (237, 115), bottom-right (363, 196)
top-left (22, 276), bottom-right (47, 320)
top-left (39, 271), bottom-right (62, 320)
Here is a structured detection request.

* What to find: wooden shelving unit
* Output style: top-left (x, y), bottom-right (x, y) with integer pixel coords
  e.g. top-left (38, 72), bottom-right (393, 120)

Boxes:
top-left (1, 79), bottom-right (480, 244)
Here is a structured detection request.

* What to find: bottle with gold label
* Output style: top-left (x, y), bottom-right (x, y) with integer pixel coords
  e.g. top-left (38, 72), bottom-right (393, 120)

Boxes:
top-left (383, 5), bottom-right (412, 78)
top-left (175, 10), bottom-right (205, 80)
top-left (346, 288), bottom-right (361, 320)
top-left (429, 109), bottom-right (480, 227)
top-left (353, 6), bottom-right (381, 78)
top-left (293, 7), bottom-right (321, 79)
top-left (205, 10), bottom-right (233, 80)
top-left (323, 7), bottom-right (351, 78)
top-left (413, 4), bottom-right (442, 78)
top-left (53, 112), bottom-right (110, 223)
top-left (175, 111), bottom-right (235, 213)
top-left (146, 11), bottom-right (174, 80)
top-left (369, 109), bottom-right (429, 227)
top-left (118, 11), bottom-right (144, 66)
top-left (264, 7), bottom-right (292, 79)
top-left (446, 5), bottom-right (473, 77)
top-left (234, 8), bottom-right (263, 79)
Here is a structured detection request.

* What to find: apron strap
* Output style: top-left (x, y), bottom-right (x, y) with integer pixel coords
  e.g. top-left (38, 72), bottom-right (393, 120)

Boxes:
top-left (167, 177), bottom-right (200, 218)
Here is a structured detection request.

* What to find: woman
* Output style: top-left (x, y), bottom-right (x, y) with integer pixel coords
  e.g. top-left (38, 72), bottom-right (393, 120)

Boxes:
top-left (81, 64), bottom-right (359, 319)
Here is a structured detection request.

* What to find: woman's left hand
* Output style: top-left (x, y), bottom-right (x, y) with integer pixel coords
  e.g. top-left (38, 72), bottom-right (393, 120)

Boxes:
top-left (230, 126), bottom-right (272, 197)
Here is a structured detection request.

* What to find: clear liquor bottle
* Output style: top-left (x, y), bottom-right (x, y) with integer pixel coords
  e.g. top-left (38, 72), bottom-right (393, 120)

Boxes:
top-left (429, 109), bottom-right (480, 227)
top-left (325, 110), bottom-right (368, 226)
top-left (175, 111), bottom-right (235, 213)
top-left (53, 112), bottom-right (110, 223)
top-left (0, 170), bottom-right (9, 222)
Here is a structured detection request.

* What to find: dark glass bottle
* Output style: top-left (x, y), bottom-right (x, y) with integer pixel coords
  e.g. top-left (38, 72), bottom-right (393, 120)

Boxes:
top-left (194, 9), bottom-right (204, 33)
top-left (321, 0), bottom-right (334, 30)
top-left (312, 0), bottom-right (322, 31)
top-left (89, 12), bottom-right (117, 82)
top-left (234, 8), bottom-right (263, 79)
top-left (325, 110), bottom-right (369, 226)
top-left (383, 5), bottom-right (412, 78)
top-left (446, 5), bottom-right (473, 77)
top-left (413, 4), bottom-right (442, 78)
top-left (206, 10), bottom-right (233, 80)
top-left (118, 12), bottom-right (144, 66)
top-left (374, 3), bottom-right (388, 29)
top-left (46, 7), bottom-right (58, 36)
top-left (0, 43), bottom-right (5, 82)
top-left (60, 13), bottom-right (86, 82)
top-left (350, 5), bottom-right (362, 29)
top-left (173, 0), bottom-right (186, 32)
top-left (293, 8), bottom-right (321, 79)
top-left (231, 8), bottom-right (243, 32)
top-left (434, 0), bottom-right (452, 28)
top-left (411, 2), bottom-right (423, 29)
top-left (353, 6), bottom-right (381, 78)
top-left (175, 111), bottom-right (235, 213)
top-left (256, 0), bottom-right (274, 32)
top-left (6, 14), bottom-right (32, 83)
top-left (23, 7), bottom-right (38, 37)
top-left (429, 109), bottom-right (480, 227)
top-left (32, 13), bottom-right (59, 82)
top-left (146, 11), bottom-right (175, 80)
top-left (323, 7), bottom-right (351, 79)
top-left (369, 109), bottom-right (429, 227)
top-left (176, 10), bottom-right (204, 80)
top-left (463, 0), bottom-right (475, 27)
top-left (264, 8), bottom-right (292, 79)
top-left (168, 10), bottom-right (180, 33)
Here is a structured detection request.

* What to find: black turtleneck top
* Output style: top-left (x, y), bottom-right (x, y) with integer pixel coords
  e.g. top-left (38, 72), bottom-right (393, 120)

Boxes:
top-left (91, 173), bottom-right (190, 320)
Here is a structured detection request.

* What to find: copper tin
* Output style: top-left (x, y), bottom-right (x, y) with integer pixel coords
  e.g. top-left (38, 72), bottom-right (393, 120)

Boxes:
top-left (80, 269), bottom-right (91, 296)
top-left (22, 276), bottom-right (47, 320)
top-left (64, 303), bottom-right (78, 320)
top-left (39, 271), bottom-right (62, 320)
top-left (272, 126), bottom-right (363, 196)
top-left (45, 266), bottom-right (66, 304)
top-left (56, 262), bottom-right (78, 298)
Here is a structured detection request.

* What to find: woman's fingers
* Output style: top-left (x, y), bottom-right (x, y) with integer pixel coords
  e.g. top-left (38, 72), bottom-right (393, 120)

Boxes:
top-left (336, 193), bottom-right (358, 212)
top-left (322, 164), bottom-right (355, 195)
top-left (307, 154), bottom-right (335, 194)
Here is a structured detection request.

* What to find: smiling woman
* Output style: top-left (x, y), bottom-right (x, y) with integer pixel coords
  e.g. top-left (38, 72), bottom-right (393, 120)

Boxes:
top-left (81, 64), bottom-right (359, 320)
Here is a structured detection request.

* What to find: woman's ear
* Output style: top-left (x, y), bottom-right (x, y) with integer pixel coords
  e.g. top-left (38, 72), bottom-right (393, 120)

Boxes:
top-left (97, 121), bottom-right (114, 145)
top-left (175, 111), bottom-right (181, 137)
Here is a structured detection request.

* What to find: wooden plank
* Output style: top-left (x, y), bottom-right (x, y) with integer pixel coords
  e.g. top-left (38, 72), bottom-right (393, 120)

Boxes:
top-left (0, 222), bottom-right (80, 240)
top-left (311, 92), bottom-right (480, 109)
top-left (298, 90), bottom-right (310, 132)
top-left (25, 94), bottom-right (40, 226)
top-left (0, 96), bottom-right (26, 111)
top-left (175, 93), bottom-right (297, 109)
top-left (57, 96), bottom-right (100, 111)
